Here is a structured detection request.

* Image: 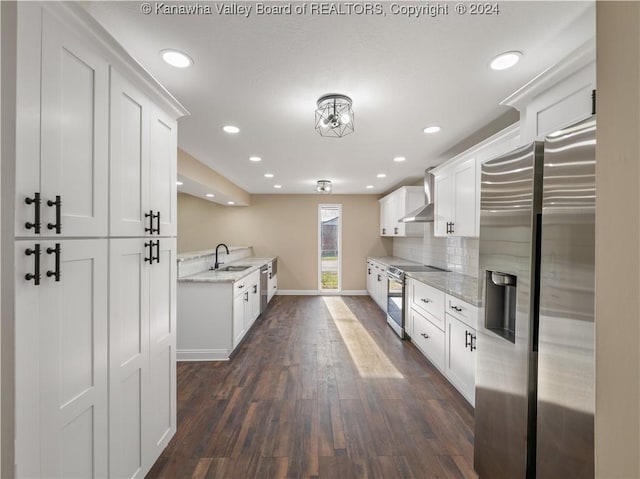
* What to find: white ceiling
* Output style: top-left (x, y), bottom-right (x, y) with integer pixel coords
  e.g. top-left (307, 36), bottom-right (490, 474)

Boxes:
top-left (83, 1), bottom-right (595, 195)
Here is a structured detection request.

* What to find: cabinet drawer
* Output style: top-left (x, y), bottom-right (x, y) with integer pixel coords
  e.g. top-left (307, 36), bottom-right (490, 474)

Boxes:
top-left (410, 280), bottom-right (445, 329)
top-left (234, 279), bottom-right (247, 296)
top-left (411, 308), bottom-right (445, 372)
top-left (245, 269), bottom-right (260, 287)
top-left (445, 294), bottom-right (477, 329)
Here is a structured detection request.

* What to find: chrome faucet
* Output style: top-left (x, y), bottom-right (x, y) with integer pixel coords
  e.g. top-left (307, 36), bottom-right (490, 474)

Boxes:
top-left (214, 243), bottom-right (230, 269)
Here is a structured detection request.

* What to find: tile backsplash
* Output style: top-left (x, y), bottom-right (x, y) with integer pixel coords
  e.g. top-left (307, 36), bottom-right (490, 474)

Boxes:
top-left (392, 223), bottom-right (479, 277)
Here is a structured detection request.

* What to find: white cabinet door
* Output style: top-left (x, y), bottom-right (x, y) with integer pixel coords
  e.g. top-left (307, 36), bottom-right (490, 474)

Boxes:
top-left (110, 69), bottom-right (151, 237)
top-left (379, 196), bottom-right (392, 236)
top-left (244, 280), bottom-right (260, 329)
top-left (16, 9), bottom-right (109, 238)
top-left (15, 239), bottom-right (109, 478)
top-left (445, 314), bottom-right (476, 405)
top-left (268, 273), bottom-right (278, 302)
top-left (434, 173), bottom-right (453, 237)
top-left (147, 238), bottom-right (177, 459)
top-left (233, 291), bottom-right (246, 348)
top-left (366, 261), bottom-right (374, 296)
top-left (149, 105), bottom-right (178, 237)
top-left (452, 158), bottom-right (477, 237)
top-left (411, 308), bottom-right (445, 372)
top-left (109, 238), bottom-right (150, 479)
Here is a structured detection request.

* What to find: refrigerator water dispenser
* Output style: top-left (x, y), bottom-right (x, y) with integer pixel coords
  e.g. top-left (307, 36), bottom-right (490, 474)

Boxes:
top-left (485, 271), bottom-right (517, 343)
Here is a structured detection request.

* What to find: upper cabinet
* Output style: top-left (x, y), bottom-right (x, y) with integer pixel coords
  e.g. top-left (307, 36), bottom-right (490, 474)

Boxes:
top-left (16, 7), bottom-right (109, 238)
top-left (379, 186), bottom-right (424, 237)
top-left (433, 125), bottom-right (520, 238)
top-left (502, 41), bottom-right (596, 144)
top-left (110, 71), bottom-right (178, 238)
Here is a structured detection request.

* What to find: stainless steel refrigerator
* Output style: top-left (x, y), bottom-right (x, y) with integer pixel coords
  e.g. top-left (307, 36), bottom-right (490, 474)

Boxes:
top-left (474, 117), bottom-right (596, 479)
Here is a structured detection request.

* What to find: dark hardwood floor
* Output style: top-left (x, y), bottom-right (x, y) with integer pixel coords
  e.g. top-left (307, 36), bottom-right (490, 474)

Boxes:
top-left (147, 295), bottom-right (477, 479)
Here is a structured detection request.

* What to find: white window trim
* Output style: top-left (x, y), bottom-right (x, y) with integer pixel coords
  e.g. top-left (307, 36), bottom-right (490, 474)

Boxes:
top-left (318, 204), bottom-right (342, 293)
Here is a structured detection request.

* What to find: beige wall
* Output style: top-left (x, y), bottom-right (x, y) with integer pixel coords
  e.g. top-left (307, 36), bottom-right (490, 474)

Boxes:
top-left (595, 2), bottom-right (640, 477)
top-left (178, 193), bottom-right (391, 291)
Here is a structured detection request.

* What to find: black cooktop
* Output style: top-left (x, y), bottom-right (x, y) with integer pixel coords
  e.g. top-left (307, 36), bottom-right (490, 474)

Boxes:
top-left (389, 264), bottom-right (449, 274)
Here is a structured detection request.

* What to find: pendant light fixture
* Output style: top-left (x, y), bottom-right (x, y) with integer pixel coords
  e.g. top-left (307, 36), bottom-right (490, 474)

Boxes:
top-left (315, 94), bottom-right (354, 138)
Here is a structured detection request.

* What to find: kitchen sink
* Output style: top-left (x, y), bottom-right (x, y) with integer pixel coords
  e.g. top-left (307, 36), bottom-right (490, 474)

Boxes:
top-left (214, 265), bottom-right (252, 272)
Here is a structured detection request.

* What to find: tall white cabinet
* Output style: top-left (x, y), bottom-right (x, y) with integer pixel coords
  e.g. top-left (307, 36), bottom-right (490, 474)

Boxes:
top-left (13, 3), bottom-right (187, 478)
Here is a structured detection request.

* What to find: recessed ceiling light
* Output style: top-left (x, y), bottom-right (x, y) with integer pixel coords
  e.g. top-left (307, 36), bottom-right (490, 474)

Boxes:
top-left (377, 173), bottom-right (387, 178)
top-left (274, 185), bottom-right (282, 189)
top-left (366, 185), bottom-right (374, 189)
top-left (227, 201), bottom-right (235, 205)
top-left (393, 157), bottom-right (406, 162)
top-left (490, 51), bottom-right (522, 71)
top-left (249, 156), bottom-right (261, 162)
top-left (264, 173), bottom-right (274, 178)
top-left (176, 181), bottom-right (183, 186)
top-left (223, 125), bottom-right (240, 134)
top-left (161, 49), bottom-right (193, 68)
top-left (205, 193), bottom-right (215, 198)
top-left (423, 126), bottom-right (441, 134)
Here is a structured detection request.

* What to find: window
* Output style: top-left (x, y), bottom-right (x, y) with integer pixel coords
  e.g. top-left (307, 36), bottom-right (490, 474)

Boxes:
top-left (318, 204), bottom-right (341, 292)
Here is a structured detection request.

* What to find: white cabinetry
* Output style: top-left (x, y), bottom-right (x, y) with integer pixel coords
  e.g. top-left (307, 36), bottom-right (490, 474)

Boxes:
top-left (13, 3), bottom-right (185, 477)
top-left (233, 270), bottom-right (261, 348)
top-left (501, 41), bottom-right (595, 144)
top-left (108, 238), bottom-right (177, 478)
top-left (434, 158), bottom-right (477, 237)
top-left (267, 260), bottom-right (278, 302)
top-left (15, 239), bottom-right (108, 478)
top-left (444, 294), bottom-right (477, 405)
top-left (16, 6), bottom-right (109, 238)
top-left (367, 260), bottom-right (388, 312)
top-left (432, 124), bottom-right (520, 238)
top-left (110, 71), bottom-right (177, 238)
top-left (379, 186), bottom-right (424, 237)
top-left (407, 278), bottom-right (478, 406)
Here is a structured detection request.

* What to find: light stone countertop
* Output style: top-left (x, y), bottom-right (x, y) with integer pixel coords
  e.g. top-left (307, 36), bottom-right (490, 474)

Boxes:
top-left (367, 256), bottom-right (422, 267)
top-left (178, 257), bottom-right (277, 283)
top-left (177, 246), bottom-right (251, 263)
top-left (405, 271), bottom-right (480, 306)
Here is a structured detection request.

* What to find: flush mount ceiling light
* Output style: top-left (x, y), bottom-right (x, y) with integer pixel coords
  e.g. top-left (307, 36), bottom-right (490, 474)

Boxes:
top-left (161, 49), bottom-right (193, 68)
top-left (315, 94), bottom-right (354, 138)
top-left (423, 126), bottom-right (441, 134)
top-left (490, 51), bottom-right (522, 71)
top-left (377, 173), bottom-right (387, 178)
top-left (274, 184), bottom-right (282, 189)
top-left (227, 201), bottom-right (235, 205)
top-left (222, 125), bottom-right (240, 134)
top-left (249, 156), bottom-right (261, 162)
top-left (393, 157), bottom-right (406, 162)
top-left (264, 173), bottom-right (274, 178)
top-left (205, 193), bottom-right (215, 198)
top-left (176, 181), bottom-right (183, 186)
top-left (316, 180), bottom-right (332, 193)
top-left (366, 185), bottom-right (374, 189)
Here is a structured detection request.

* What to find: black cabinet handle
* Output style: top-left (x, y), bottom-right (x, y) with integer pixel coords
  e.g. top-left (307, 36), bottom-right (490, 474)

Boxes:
top-left (145, 210), bottom-right (154, 234)
top-left (46, 195), bottom-right (62, 234)
top-left (368, 268), bottom-right (371, 275)
top-left (153, 211), bottom-right (161, 235)
top-left (471, 334), bottom-right (477, 351)
top-left (450, 304), bottom-right (463, 312)
top-left (238, 284), bottom-right (244, 289)
top-left (377, 274), bottom-right (381, 282)
top-left (382, 228), bottom-right (386, 235)
top-left (25, 244), bottom-right (41, 285)
top-left (450, 222), bottom-right (455, 234)
top-left (144, 241), bottom-right (153, 263)
top-left (394, 227), bottom-right (398, 235)
top-left (25, 193), bottom-right (41, 234)
top-left (421, 298), bottom-right (431, 304)
top-left (244, 291), bottom-right (249, 302)
top-left (269, 272), bottom-right (272, 280)
top-left (465, 331), bottom-right (471, 349)
top-left (153, 240), bottom-right (160, 264)
top-left (421, 332), bottom-right (429, 339)
top-left (46, 243), bottom-right (61, 282)
top-left (253, 284), bottom-right (258, 294)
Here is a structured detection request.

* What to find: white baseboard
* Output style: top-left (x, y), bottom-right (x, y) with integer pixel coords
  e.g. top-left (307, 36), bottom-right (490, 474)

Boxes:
top-left (277, 290), bottom-right (368, 296)
top-left (177, 349), bottom-right (230, 361)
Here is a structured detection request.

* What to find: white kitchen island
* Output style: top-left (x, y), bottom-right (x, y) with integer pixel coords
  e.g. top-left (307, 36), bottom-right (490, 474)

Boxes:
top-left (177, 247), bottom-right (277, 360)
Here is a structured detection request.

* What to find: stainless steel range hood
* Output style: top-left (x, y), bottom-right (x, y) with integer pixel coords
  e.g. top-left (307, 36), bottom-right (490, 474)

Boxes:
top-left (400, 168), bottom-right (435, 223)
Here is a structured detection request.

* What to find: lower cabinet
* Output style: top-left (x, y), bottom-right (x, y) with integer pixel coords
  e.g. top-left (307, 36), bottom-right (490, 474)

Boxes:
top-left (15, 239), bottom-right (109, 478)
top-left (233, 270), bottom-right (260, 348)
top-left (109, 238), bottom-right (176, 478)
top-left (367, 260), bottom-right (388, 312)
top-left (410, 308), bottom-right (445, 372)
top-left (407, 278), bottom-right (478, 406)
top-left (445, 314), bottom-right (476, 405)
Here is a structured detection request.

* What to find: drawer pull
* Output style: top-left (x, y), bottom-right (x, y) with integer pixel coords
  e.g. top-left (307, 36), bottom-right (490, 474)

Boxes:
top-left (450, 304), bottom-right (463, 312)
top-left (420, 298), bottom-right (431, 303)
top-left (421, 332), bottom-right (429, 339)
